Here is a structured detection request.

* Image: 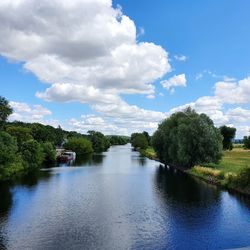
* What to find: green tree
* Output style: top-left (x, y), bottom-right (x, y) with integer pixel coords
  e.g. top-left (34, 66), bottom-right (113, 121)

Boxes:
top-left (0, 96), bottom-right (13, 129)
top-left (243, 136), bottom-right (250, 149)
top-left (0, 131), bottom-right (18, 166)
top-left (131, 133), bottom-right (148, 150)
top-left (152, 108), bottom-right (223, 168)
top-left (142, 131), bottom-right (151, 145)
top-left (0, 132), bottom-right (24, 181)
top-left (41, 142), bottom-right (56, 163)
top-left (220, 125), bottom-right (236, 150)
top-left (21, 140), bottom-right (44, 170)
top-left (87, 131), bottom-right (110, 152)
top-left (64, 137), bottom-right (93, 155)
top-left (6, 126), bottom-right (33, 147)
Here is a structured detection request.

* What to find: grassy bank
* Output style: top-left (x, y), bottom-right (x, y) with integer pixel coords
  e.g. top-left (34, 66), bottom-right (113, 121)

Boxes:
top-left (140, 147), bottom-right (250, 196)
top-left (189, 148), bottom-right (250, 196)
top-left (139, 147), bottom-right (157, 160)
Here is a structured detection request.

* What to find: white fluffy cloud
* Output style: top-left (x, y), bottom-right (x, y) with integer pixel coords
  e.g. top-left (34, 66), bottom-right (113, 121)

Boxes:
top-left (0, 0), bottom-right (173, 135)
top-left (9, 101), bottom-right (59, 127)
top-left (215, 77), bottom-right (250, 104)
top-left (168, 75), bottom-right (250, 138)
top-left (161, 74), bottom-right (187, 92)
top-left (0, 0), bottom-right (170, 98)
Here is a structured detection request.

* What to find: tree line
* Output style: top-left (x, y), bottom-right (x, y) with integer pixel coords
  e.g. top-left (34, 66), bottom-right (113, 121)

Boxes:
top-left (0, 96), bottom-right (129, 182)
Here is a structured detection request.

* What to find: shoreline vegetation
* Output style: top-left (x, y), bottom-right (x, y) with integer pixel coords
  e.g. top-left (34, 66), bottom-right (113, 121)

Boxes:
top-left (0, 95), bottom-right (130, 183)
top-left (131, 108), bottom-right (250, 198)
top-left (139, 146), bottom-right (250, 197)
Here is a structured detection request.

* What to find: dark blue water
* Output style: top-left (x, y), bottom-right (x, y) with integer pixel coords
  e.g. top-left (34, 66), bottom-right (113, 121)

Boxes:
top-left (0, 144), bottom-right (250, 250)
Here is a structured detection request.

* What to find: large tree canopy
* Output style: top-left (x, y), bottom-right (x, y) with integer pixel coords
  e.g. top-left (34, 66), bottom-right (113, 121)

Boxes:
top-left (151, 108), bottom-right (223, 168)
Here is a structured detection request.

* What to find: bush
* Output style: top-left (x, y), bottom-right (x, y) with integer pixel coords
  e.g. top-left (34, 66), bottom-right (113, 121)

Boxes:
top-left (152, 108), bottom-right (223, 168)
top-left (64, 137), bottom-right (93, 155)
top-left (243, 136), bottom-right (250, 149)
top-left (231, 166), bottom-right (250, 189)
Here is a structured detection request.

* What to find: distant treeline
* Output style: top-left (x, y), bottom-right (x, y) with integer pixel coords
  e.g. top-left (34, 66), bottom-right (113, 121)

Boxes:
top-left (0, 96), bottom-right (129, 182)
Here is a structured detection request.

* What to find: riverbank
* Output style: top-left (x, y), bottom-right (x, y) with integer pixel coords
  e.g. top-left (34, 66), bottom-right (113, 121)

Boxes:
top-left (139, 147), bottom-right (250, 197)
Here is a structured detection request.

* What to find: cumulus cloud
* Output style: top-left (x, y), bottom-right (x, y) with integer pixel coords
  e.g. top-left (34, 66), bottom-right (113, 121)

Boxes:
top-left (0, 0), bottom-right (173, 135)
top-left (161, 74), bottom-right (187, 92)
top-left (9, 101), bottom-right (59, 127)
top-left (168, 79), bottom-right (250, 138)
top-left (226, 107), bottom-right (250, 123)
top-left (0, 0), bottom-right (171, 99)
top-left (215, 77), bottom-right (250, 104)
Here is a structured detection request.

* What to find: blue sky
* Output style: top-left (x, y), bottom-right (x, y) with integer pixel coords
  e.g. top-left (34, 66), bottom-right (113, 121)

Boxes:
top-left (0, 0), bottom-right (250, 137)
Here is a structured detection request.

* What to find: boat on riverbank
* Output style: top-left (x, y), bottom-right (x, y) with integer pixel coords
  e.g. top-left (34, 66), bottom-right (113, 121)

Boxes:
top-left (57, 151), bottom-right (76, 162)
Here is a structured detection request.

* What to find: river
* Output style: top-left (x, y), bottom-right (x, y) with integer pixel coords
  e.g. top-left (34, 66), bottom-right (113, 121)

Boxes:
top-left (0, 144), bottom-right (250, 250)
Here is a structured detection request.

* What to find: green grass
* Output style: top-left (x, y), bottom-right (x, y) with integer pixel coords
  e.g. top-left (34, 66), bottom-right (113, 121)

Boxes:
top-left (190, 148), bottom-right (250, 194)
top-left (139, 147), bottom-right (157, 159)
top-left (218, 148), bottom-right (250, 174)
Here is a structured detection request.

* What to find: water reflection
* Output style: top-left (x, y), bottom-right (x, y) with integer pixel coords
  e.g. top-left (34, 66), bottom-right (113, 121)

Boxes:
top-left (56, 153), bottom-right (106, 167)
top-left (0, 146), bottom-right (250, 250)
top-left (154, 165), bottom-right (221, 206)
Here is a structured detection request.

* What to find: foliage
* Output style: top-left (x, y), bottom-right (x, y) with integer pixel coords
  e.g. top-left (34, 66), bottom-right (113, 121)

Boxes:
top-left (64, 136), bottom-right (93, 155)
top-left (0, 132), bottom-right (18, 166)
top-left (6, 125), bottom-right (33, 147)
top-left (142, 131), bottom-right (151, 145)
top-left (87, 131), bottom-right (110, 152)
top-left (220, 125), bottom-right (236, 150)
top-left (139, 147), bottom-right (157, 160)
top-left (108, 135), bottom-right (129, 145)
top-left (229, 166), bottom-right (250, 191)
top-left (152, 108), bottom-right (223, 168)
top-left (41, 142), bottom-right (56, 163)
top-left (20, 140), bottom-right (44, 170)
top-left (0, 96), bottom-right (13, 129)
top-left (243, 136), bottom-right (250, 149)
top-left (131, 133), bottom-right (148, 149)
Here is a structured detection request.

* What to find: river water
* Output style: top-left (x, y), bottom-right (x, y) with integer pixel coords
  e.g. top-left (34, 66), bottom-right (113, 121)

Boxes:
top-left (0, 144), bottom-right (250, 250)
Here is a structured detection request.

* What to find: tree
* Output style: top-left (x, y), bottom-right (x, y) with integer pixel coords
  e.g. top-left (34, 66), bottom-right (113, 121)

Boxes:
top-left (0, 131), bottom-right (18, 166)
top-left (131, 133), bottom-right (148, 150)
top-left (0, 96), bottom-right (13, 129)
top-left (243, 136), bottom-right (250, 149)
top-left (6, 126), bottom-right (33, 147)
top-left (220, 125), bottom-right (236, 150)
top-left (20, 140), bottom-right (44, 170)
top-left (152, 108), bottom-right (223, 168)
top-left (87, 131), bottom-right (110, 152)
top-left (64, 137), bottom-right (93, 155)
top-left (41, 142), bottom-right (56, 163)
top-left (142, 131), bottom-right (151, 145)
